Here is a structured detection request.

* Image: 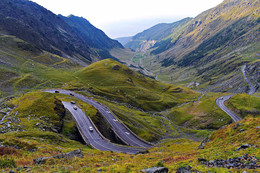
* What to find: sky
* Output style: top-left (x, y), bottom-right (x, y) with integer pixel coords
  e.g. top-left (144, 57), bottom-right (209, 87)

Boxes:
top-left (30, 0), bottom-right (224, 38)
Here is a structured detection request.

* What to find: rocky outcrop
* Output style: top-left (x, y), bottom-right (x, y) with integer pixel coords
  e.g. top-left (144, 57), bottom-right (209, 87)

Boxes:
top-left (33, 149), bottom-right (83, 164)
top-left (112, 65), bottom-right (121, 70)
top-left (141, 167), bottom-right (168, 173)
top-left (235, 144), bottom-right (257, 151)
top-left (197, 137), bottom-right (210, 149)
top-left (232, 123), bottom-right (243, 129)
top-left (198, 154), bottom-right (259, 169)
top-left (247, 61), bottom-right (260, 91)
top-left (176, 166), bottom-right (201, 173)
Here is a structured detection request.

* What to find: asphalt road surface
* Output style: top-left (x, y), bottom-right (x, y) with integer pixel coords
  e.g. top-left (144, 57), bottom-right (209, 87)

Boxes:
top-left (44, 89), bottom-right (152, 148)
top-left (215, 95), bottom-right (242, 122)
top-left (62, 102), bottom-right (145, 154)
top-left (242, 65), bottom-right (256, 95)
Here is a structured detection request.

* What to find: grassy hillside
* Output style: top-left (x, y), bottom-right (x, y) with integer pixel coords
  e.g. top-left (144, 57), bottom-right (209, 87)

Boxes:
top-left (0, 116), bottom-right (258, 172)
top-left (126, 0), bottom-right (260, 93)
top-left (75, 59), bottom-right (199, 111)
top-left (0, 91), bottom-right (98, 141)
top-left (0, 34), bottom-right (200, 142)
top-left (0, 34), bottom-right (81, 97)
top-left (162, 93), bottom-right (232, 130)
top-left (226, 94), bottom-right (260, 118)
top-left (0, 0), bottom-right (125, 64)
top-left (125, 18), bottom-right (192, 52)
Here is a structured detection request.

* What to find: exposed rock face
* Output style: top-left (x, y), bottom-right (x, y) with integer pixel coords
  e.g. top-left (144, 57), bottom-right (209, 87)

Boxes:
top-left (235, 143), bottom-right (253, 151)
top-left (141, 167), bottom-right (168, 173)
top-left (54, 100), bottom-right (66, 133)
top-left (33, 149), bottom-right (83, 164)
top-left (112, 65), bottom-right (121, 70)
top-left (176, 166), bottom-right (201, 173)
top-left (197, 137), bottom-right (210, 149)
top-left (247, 61), bottom-right (260, 90)
top-left (233, 123), bottom-right (243, 129)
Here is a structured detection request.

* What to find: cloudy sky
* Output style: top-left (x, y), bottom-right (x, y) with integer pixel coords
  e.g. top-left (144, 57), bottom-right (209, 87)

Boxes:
top-left (31, 0), bottom-right (223, 38)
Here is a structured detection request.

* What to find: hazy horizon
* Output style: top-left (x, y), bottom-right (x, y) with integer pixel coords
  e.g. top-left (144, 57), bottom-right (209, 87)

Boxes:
top-left (102, 17), bottom-right (183, 39)
top-left (30, 0), bottom-right (224, 38)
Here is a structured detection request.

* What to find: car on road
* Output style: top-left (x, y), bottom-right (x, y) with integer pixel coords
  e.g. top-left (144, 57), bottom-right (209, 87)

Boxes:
top-left (55, 91), bottom-right (59, 93)
top-left (89, 126), bottom-right (93, 132)
top-left (125, 132), bottom-right (130, 135)
top-left (70, 93), bottom-right (74, 96)
top-left (113, 119), bottom-right (118, 122)
top-left (73, 106), bottom-right (77, 110)
top-left (220, 97), bottom-right (223, 100)
top-left (70, 101), bottom-right (76, 104)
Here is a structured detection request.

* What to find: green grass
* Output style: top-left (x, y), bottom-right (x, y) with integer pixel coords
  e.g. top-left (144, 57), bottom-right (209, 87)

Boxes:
top-left (6, 91), bottom-right (65, 131)
top-left (1, 117), bottom-right (258, 173)
top-left (226, 94), bottom-right (260, 118)
top-left (165, 92), bottom-right (232, 129)
top-left (75, 59), bottom-right (199, 112)
top-left (199, 117), bottom-right (260, 163)
top-left (0, 93), bottom-right (259, 172)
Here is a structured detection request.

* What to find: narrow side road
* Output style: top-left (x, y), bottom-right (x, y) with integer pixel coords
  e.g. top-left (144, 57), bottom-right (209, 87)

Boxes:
top-left (63, 102), bottom-right (145, 154)
top-left (242, 65), bottom-right (256, 95)
top-left (215, 64), bottom-right (257, 122)
top-left (215, 96), bottom-right (242, 122)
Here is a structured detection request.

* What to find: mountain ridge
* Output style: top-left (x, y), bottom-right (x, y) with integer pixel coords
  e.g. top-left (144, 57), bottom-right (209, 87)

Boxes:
top-left (0, 0), bottom-right (123, 65)
top-left (123, 0), bottom-right (260, 93)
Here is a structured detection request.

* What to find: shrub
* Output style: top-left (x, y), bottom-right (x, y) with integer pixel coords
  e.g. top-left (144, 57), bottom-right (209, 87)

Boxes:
top-left (0, 146), bottom-right (20, 156)
top-left (156, 161), bottom-right (164, 167)
top-left (0, 158), bottom-right (16, 168)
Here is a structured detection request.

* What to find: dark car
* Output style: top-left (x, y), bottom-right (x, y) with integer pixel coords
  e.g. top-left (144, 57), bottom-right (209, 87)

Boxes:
top-left (70, 101), bottom-right (76, 104)
top-left (55, 91), bottom-right (59, 93)
top-left (70, 93), bottom-right (74, 96)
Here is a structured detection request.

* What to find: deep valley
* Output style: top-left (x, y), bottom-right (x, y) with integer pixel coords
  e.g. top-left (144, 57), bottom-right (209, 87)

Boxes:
top-left (0, 0), bottom-right (259, 172)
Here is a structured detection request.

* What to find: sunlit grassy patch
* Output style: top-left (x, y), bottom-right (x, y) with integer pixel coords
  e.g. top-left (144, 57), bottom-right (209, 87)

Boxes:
top-left (227, 94), bottom-right (260, 118)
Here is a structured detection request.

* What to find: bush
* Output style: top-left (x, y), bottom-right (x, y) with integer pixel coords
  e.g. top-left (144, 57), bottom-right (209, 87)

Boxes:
top-left (0, 158), bottom-right (16, 168)
top-left (156, 161), bottom-right (164, 167)
top-left (0, 146), bottom-right (20, 156)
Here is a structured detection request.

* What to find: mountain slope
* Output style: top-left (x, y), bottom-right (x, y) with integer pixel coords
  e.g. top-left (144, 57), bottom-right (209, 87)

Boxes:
top-left (125, 18), bottom-right (192, 52)
top-left (75, 59), bottom-right (199, 111)
top-left (128, 0), bottom-right (260, 93)
top-left (0, 0), bottom-right (122, 65)
top-left (115, 36), bottom-right (133, 46)
top-left (153, 0), bottom-right (259, 63)
top-left (60, 15), bottom-right (123, 59)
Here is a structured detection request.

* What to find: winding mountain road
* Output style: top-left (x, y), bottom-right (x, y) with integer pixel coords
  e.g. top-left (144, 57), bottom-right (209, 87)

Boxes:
top-left (63, 102), bottom-right (145, 154)
top-left (215, 96), bottom-right (242, 122)
top-left (44, 89), bottom-right (152, 148)
top-left (216, 64), bottom-right (256, 122)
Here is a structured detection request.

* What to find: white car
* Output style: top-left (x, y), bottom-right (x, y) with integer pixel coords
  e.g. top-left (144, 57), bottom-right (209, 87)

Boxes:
top-left (113, 119), bottom-right (118, 122)
top-left (220, 97), bottom-right (224, 100)
top-left (89, 126), bottom-right (93, 132)
top-left (73, 106), bottom-right (77, 110)
top-left (125, 132), bottom-right (130, 135)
